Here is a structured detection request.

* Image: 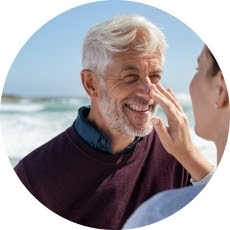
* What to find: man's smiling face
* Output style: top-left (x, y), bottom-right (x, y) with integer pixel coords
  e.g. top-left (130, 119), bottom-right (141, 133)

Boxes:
top-left (97, 49), bottom-right (163, 137)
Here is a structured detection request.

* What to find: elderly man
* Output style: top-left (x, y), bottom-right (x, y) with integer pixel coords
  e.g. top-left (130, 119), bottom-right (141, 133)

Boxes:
top-left (14, 15), bottom-right (212, 230)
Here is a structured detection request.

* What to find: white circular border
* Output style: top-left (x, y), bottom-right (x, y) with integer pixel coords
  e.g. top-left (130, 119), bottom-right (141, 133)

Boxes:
top-left (0, 1), bottom-right (229, 229)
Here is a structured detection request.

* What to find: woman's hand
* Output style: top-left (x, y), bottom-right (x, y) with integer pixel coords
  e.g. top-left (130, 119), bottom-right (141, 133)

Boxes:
top-left (150, 83), bottom-right (193, 157)
top-left (150, 83), bottom-right (213, 181)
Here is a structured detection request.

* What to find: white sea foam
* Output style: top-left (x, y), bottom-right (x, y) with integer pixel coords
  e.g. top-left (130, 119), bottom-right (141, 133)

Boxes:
top-left (0, 103), bottom-right (44, 113)
top-left (175, 92), bottom-right (192, 105)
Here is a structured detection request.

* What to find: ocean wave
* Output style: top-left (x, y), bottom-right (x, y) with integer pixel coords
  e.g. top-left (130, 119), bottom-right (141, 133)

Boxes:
top-left (175, 93), bottom-right (192, 105)
top-left (0, 100), bottom-right (83, 113)
top-left (0, 104), bottom-right (44, 113)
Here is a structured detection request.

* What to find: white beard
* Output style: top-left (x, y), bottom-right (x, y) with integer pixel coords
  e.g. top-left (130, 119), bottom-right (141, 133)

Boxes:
top-left (98, 88), bottom-right (157, 137)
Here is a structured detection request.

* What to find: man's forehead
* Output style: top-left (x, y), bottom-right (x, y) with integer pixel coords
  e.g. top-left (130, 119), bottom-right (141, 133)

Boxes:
top-left (121, 61), bottom-right (162, 71)
top-left (120, 54), bottom-right (162, 70)
top-left (115, 51), bottom-right (162, 62)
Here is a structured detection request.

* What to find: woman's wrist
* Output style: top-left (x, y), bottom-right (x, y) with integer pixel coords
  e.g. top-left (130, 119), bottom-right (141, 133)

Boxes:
top-left (190, 165), bottom-right (216, 185)
top-left (172, 145), bottom-right (213, 181)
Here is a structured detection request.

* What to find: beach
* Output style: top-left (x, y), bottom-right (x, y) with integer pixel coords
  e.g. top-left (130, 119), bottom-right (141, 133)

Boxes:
top-left (0, 94), bottom-right (216, 167)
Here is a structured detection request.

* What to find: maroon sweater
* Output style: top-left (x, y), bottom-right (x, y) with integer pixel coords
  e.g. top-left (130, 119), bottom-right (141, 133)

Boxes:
top-left (14, 126), bottom-right (190, 230)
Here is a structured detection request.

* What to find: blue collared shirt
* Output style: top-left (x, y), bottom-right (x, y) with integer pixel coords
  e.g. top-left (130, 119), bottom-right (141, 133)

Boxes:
top-left (74, 106), bottom-right (142, 154)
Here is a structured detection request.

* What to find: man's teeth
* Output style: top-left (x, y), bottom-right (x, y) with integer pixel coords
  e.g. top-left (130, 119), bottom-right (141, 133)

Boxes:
top-left (127, 104), bottom-right (150, 112)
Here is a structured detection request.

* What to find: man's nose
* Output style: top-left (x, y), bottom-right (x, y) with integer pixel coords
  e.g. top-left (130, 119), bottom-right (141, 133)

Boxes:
top-left (136, 77), bottom-right (152, 99)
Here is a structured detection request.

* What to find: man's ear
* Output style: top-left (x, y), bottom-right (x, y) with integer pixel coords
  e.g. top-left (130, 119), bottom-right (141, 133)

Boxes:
top-left (216, 71), bottom-right (229, 108)
top-left (81, 70), bottom-right (99, 98)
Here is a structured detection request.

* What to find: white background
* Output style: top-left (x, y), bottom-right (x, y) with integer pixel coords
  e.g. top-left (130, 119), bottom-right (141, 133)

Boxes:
top-left (0, 0), bottom-right (229, 229)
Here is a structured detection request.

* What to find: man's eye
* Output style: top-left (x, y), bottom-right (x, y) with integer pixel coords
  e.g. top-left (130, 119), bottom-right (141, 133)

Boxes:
top-left (124, 74), bottom-right (139, 82)
top-left (149, 75), bottom-right (161, 83)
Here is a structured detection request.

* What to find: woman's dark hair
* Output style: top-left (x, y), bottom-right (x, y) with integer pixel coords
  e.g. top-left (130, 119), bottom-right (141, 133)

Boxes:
top-left (206, 45), bottom-right (220, 76)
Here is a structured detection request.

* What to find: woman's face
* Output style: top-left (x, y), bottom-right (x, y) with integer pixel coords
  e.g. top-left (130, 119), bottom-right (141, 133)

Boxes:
top-left (189, 46), bottom-right (218, 140)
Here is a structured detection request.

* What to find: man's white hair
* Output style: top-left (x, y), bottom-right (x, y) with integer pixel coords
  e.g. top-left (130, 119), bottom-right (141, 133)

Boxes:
top-left (82, 14), bottom-right (167, 82)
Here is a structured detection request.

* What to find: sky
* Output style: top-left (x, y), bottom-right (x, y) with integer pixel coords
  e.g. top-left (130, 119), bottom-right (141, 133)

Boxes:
top-left (3, 0), bottom-right (203, 98)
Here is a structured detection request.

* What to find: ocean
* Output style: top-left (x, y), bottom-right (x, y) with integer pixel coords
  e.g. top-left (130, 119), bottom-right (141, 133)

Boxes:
top-left (0, 94), bottom-right (216, 167)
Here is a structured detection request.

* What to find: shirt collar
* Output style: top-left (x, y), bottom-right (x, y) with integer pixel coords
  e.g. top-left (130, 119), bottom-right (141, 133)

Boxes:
top-left (74, 106), bottom-right (143, 155)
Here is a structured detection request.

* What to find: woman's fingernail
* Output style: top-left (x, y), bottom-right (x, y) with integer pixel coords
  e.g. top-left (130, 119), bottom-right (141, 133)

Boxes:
top-left (156, 82), bottom-right (161, 87)
top-left (150, 84), bottom-right (156, 90)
